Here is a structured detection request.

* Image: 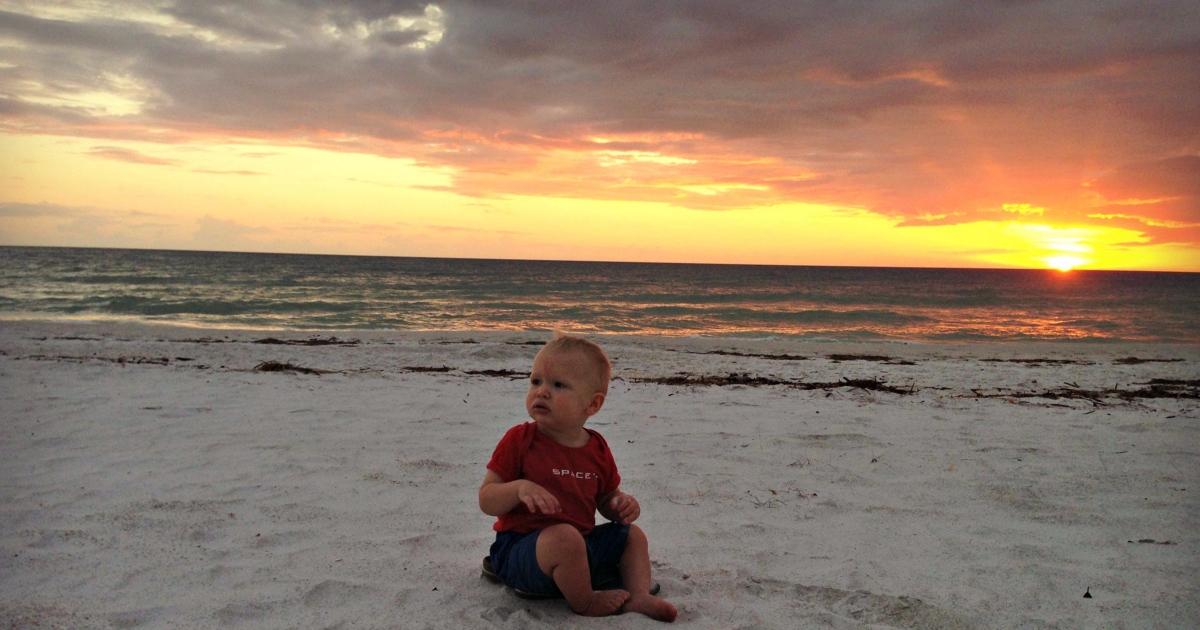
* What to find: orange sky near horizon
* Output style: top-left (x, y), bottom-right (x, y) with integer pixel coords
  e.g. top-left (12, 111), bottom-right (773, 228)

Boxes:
top-left (1, 2), bottom-right (1198, 272)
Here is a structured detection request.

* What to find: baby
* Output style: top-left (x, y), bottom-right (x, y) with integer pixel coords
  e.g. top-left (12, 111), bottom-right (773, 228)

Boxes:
top-left (479, 334), bottom-right (676, 621)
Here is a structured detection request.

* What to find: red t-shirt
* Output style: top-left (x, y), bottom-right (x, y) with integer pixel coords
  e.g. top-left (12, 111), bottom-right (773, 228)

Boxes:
top-left (487, 422), bottom-right (621, 535)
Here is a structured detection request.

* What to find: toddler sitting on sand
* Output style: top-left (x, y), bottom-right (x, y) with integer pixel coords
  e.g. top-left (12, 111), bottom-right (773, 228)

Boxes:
top-left (479, 334), bottom-right (677, 621)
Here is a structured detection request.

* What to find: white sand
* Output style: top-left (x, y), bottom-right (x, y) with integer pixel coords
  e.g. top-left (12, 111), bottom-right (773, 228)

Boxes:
top-left (1, 321), bottom-right (1197, 629)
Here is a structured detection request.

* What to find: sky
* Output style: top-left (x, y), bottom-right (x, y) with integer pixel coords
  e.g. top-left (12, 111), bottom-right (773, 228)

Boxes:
top-left (1, 1), bottom-right (1199, 271)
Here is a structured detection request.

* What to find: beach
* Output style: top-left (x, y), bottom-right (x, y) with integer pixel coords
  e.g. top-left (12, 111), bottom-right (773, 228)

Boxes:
top-left (1, 321), bottom-right (1197, 629)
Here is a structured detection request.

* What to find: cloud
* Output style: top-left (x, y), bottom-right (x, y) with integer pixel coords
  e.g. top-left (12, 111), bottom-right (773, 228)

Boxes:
top-left (87, 146), bottom-right (181, 166)
top-left (0, 202), bottom-right (89, 218)
top-left (192, 213), bottom-right (270, 240)
top-left (1074, 155), bottom-right (1200, 244)
top-left (0, 201), bottom-right (184, 248)
top-left (0, 201), bottom-right (174, 223)
top-left (192, 169), bottom-right (264, 176)
top-left (2, 1), bottom-right (1198, 246)
top-left (1089, 156), bottom-right (1200, 209)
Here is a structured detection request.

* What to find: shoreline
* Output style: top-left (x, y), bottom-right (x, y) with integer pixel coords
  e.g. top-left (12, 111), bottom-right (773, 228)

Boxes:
top-left (4, 312), bottom-right (1195, 345)
top-left (1, 321), bottom-right (1197, 628)
top-left (4, 316), bottom-right (1200, 347)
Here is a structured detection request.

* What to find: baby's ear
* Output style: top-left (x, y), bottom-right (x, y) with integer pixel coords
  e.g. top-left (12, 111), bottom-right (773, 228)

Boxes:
top-left (586, 391), bottom-right (606, 416)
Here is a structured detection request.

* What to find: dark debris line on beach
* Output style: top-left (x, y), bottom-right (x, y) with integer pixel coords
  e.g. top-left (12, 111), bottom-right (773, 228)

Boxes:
top-left (25, 355), bottom-right (1191, 400)
top-left (463, 369), bottom-right (530, 379)
top-left (249, 362), bottom-right (910, 391)
top-left (252, 360), bottom-right (329, 375)
top-left (168, 336), bottom-right (360, 346)
top-left (14, 338), bottom-right (1195, 400)
top-left (204, 363), bottom-right (1200, 402)
top-left (18, 354), bottom-right (177, 366)
top-left (971, 379), bottom-right (1200, 402)
top-left (631, 373), bottom-right (917, 395)
top-left (252, 337), bottom-right (359, 346)
top-left (693, 350), bottom-right (811, 361)
top-left (982, 358), bottom-right (1092, 366)
top-left (398, 366), bottom-right (531, 379)
top-left (389, 365), bottom-right (915, 394)
top-left (690, 350), bottom-right (915, 365)
top-left (826, 354), bottom-right (916, 365)
top-left (1112, 357), bottom-right (1185, 365)
top-left (981, 357), bottom-right (1183, 366)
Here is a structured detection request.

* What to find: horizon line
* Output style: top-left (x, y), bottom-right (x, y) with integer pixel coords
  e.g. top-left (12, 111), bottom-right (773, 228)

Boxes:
top-left (3, 243), bottom-right (1195, 274)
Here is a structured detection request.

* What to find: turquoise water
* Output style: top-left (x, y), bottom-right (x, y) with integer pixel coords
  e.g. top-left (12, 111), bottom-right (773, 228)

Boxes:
top-left (2, 246), bottom-right (1198, 343)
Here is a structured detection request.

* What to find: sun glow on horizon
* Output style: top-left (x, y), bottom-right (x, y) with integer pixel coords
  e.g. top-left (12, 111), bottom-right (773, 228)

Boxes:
top-left (1045, 255), bottom-right (1088, 272)
top-left (2, 133), bottom-right (1199, 271)
top-left (1039, 229), bottom-right (1092, 271)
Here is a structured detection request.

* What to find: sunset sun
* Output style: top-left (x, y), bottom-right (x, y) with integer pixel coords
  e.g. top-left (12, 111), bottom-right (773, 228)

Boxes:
top-left (1045, 255), bottom-right (1087, 272)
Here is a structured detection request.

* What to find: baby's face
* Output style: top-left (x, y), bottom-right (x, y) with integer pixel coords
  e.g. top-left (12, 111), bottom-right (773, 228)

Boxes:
top-left (526, 349), bottom-right (603, 437)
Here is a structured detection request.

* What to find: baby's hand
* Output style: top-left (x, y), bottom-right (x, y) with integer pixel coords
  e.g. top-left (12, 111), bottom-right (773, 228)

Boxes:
top-left (609, 493), bottom-right (640, 525)
top-left (517, 480), bottom-right (561, 515)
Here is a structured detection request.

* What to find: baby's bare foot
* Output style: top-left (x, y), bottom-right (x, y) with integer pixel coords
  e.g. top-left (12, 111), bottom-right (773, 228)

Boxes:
top-left (622, 593), bottom-right (678, 622)
top-left (572, 589), bottom-right (630, 617)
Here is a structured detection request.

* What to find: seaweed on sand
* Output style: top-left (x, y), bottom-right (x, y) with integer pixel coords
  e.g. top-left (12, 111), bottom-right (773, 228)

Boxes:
top-left (826, 354), bottom-right (916, 365)
top-left (1113, 357), bottom-right (1184, 365)
top-left (252, 337), bottom-right (359, 346)
top-left (253, 360), bottom-right (327, 375)
top-left (974, 378), bottom-right (1199, 402)
top-left (981, 358), bottom-right (1090, 366)
top-left (464, 369), bottom-right (530, 379)
top-left (692, 350), bottom-right (811, 361)
top-left (635, 373), bottom-right (794, 387)
top-left (631, 373), bottom-right (916, 394)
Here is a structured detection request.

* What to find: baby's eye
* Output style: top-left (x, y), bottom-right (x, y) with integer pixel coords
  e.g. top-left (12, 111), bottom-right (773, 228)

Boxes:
top-left (530, 378), bottom-right (542, 386)
top-left (553, 381), bottom-right (566, 388)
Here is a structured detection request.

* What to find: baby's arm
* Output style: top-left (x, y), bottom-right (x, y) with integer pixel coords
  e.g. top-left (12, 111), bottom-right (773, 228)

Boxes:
top-left (478, 470), bottom-right (563, 516)
top-left (598, 489), bottom-right (640, 525)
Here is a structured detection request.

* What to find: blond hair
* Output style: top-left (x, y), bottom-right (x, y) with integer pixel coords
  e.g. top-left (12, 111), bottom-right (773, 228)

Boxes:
top-left (539, 332), bottom-right (612, 394)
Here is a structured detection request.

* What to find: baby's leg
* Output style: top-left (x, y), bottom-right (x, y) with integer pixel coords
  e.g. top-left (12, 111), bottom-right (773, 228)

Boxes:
top-left (619, 525), bottom-right (677, 622)
top-left (535, 524), bottom-right (628, 616)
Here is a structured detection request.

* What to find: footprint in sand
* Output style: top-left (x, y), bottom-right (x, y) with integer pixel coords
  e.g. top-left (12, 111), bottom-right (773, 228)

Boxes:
top-left (302, 579), bottom-right (380, 608)
top-left (733, 573), bottom-right (976, 629)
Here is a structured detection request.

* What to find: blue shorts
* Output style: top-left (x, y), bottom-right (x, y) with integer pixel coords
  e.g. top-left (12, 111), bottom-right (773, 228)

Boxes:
top-left (489, 522), bottom-right (630, 595)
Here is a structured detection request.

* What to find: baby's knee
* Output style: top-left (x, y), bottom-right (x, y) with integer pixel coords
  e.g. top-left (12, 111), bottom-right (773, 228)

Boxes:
top-left (538, 524), bottom-right (586, 553)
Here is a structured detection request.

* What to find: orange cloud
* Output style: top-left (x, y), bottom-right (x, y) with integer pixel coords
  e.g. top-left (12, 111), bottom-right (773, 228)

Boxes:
top-left (86, 146), bottom-right (181, 166)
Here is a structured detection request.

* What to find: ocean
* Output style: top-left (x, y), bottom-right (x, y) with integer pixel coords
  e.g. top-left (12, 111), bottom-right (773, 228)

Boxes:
top-left (2, 246), bottom-right (1198, 343)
